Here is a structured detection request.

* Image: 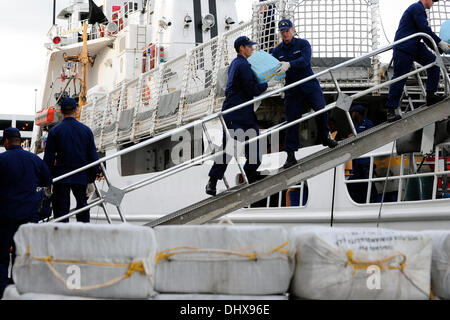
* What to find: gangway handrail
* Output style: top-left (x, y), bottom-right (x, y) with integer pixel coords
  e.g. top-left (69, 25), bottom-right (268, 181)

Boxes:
top-left (49, 32), bottom-right (449, 222)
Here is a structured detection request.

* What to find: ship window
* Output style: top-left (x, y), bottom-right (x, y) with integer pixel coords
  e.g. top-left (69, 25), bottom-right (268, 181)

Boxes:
top-left (16, 121), bottom-right (34, 132)
top-left (344, 147), bottom-right (450, 204)
top-left (0, 120), bottom-right (12, 130)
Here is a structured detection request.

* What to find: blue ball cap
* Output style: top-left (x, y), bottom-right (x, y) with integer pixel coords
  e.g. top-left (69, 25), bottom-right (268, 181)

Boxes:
top-left (278, 19), bottom-right (293, 32)
top-left (350, 104), bottom-right (365, 115)
top-left (59, 97), bottom-right (78, 110)
top-left (1, 127), bottom-right (21, 145)
top-left (234, 36), bottom-right (257, 53)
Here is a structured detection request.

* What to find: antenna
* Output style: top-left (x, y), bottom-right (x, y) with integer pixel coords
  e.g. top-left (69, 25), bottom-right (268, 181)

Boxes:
top-left (53, 0), bottom-right (56, 25)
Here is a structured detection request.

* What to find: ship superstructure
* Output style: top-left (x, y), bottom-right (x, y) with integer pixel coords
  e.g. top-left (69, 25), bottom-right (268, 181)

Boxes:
top-left (29, 0), bottom-right (450, 229)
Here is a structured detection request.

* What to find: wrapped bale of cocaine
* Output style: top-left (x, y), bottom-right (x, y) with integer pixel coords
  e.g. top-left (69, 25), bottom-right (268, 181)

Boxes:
top-left (248, 50), bottom-right (286, 83)
top-left (421, 230), bottom-right (450, 299)
top-left (290, 226), bottom-right (432, 299)
top-left (13, 223), bottom-right (157, 299)
top-left (154, 225), bottom-right (294, 295)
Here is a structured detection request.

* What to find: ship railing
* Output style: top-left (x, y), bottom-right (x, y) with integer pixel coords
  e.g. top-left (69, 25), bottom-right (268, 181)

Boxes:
top-left (251, 0), bottom-right (382, 92)
top-left (47, 32), bottom-right (450, 223)
top-left (81, 0), bottom-right (382, 150)
top-left (58, 4), bottom-right (140, 45)
top-left (82, 21), bottom-right (255, 149)
top-left (344, 144), bottom-right (450, 204)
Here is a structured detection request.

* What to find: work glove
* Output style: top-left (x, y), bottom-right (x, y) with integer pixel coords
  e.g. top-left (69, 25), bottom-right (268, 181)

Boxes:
top-left (439, 41), bottom-right (450, 53)
top-left (44, 186), bottom-right (52, 198)
top-left (86, 183), bottom-right (95, 198)
top-left (277, 61), bottom-right (291, 75)
top-left (267, 77), bottom-right (277, 87)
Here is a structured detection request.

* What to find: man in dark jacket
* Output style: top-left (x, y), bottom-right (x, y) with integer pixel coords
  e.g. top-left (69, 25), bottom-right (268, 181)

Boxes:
top-left (44, 97), bottom-right (100, 223)
top-left (272, 19), bottom-right (337, 169)
top-left (205, 36), bottom-right (269, 196)
top-left (386, 0), bottom-right (450, 122)
top-left (0, 127), bottom-right (52, 298)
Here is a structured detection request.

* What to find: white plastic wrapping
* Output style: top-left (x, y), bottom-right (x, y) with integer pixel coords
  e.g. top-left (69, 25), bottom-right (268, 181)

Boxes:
top-left (154, 225), bottom-right (294, 295)
top-left (154, 294), bottom-right (289, 300)
top-left (2, 285), bottom-right (288, 301)
top-left (421, 230), bottom-right (450, 299)
top-left (290, 227), bottom-right (432, 300)
top-left (2, 285), bottom-right (99, 300)
top-left (13, 223), bottom-right (157, 299)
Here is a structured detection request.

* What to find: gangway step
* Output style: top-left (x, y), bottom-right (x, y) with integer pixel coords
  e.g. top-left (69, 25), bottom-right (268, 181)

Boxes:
top-left (146, 98), bottom-right (450, 227)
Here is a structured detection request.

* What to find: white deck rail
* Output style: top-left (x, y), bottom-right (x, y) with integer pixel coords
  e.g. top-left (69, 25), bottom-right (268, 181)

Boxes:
top-left (80, 0), bottom-right (383, 151)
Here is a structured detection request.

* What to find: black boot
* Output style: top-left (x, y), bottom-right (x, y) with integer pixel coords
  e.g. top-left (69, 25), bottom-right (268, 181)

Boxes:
top-left (426, 92), bottom-right (446, 106)
top-left (205, 177), bottom-right (218, 196)
top-left (245, 170), bottom-right (263, 184)
top-left (321, 134), bottom-right (338, 148)
top-left (386, 108), bottom-right (401, 123)
top-left (283, 151), bottom-right (297, 169)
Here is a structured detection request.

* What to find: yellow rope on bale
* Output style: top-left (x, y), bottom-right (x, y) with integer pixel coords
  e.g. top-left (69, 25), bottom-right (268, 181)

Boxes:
top-left (154, 241), bottom-right (290, 264)
top-left (264, 71), bottom-right (281, 80)
top-left (25, 245), bottom-right (148, 291)
top-left (345, 250), bottom-right (407, 275)
top-left (345, 249), bottom-right (435, 299)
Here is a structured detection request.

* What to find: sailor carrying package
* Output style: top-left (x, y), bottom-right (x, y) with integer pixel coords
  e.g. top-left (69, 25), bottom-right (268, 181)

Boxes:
top-left (248, 50), bottom-right (286, 84)
top-left (421, 230), bottom-right (450, 299)
top-left (154, 225), bottom-right (294, 295)
top-left (13, 223), bottom-right (157, 299)
top-left (290, 227), bottom-right (433, 300)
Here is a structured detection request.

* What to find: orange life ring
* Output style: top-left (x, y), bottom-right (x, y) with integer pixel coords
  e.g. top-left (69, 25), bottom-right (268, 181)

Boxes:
top-left (142, 85), bottom-right (151, 105)
top-left (112, 13), bottom-right (124, 32)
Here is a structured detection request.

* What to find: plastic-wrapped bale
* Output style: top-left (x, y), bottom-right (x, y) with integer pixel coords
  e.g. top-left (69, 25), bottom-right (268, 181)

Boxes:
top-left (290, 227), bottom-right (432, 300)
top-left (2, 285), bottom-right (99, 300)
top-left (421, 230), bottom-right (450, 299)
top-left (154, 225), bottom-right (294, 295)
top-left (154, 294), bottom-right (289, 300)
top-left (248, 50), bottom-right (286, 83)
top-left (439, 20), bottom-right (450, 44)
top-left (13, 223), bottom-right (157, 299)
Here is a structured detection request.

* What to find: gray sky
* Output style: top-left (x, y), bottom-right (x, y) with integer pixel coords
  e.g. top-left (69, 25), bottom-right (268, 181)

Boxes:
top-left (0, 0), bottom-right (411, 116)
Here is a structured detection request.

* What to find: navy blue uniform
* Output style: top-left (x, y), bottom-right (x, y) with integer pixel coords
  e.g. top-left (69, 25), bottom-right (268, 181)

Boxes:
top-left (386, 1), bottom-right (441, 109)
top-left (44, 117), bottom-right (99, 223)
top-left (209, 54), bottom-right (268, 180)
top-left (348, 118), bottom-right (377, 203)
top-left (272, 37), bottom-right (330, 152)
top-left (0, 145), bottom-right (52, 297)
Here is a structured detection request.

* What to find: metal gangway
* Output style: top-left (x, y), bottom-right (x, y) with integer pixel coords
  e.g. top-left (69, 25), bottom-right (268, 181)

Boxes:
top-left (45, 32), bottom-right (450, 227)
